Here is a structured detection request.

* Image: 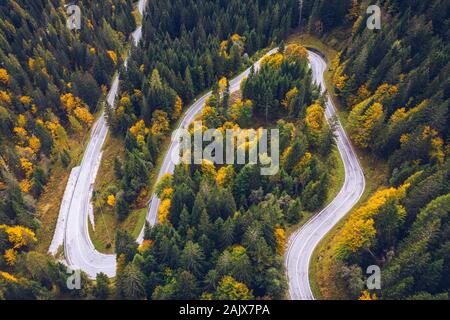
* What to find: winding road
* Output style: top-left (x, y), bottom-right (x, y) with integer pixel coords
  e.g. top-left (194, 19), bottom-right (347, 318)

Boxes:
top-left (49, 2), bottom-right (365, 294)
top-left (285, 51), bottom-right (366, 300)
top-left (49, 0), bottom-right (149, 278)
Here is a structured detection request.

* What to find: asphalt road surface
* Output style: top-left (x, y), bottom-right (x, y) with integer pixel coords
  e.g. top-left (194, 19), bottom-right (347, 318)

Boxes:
top-left (285, 51), bottom-right (366, 300)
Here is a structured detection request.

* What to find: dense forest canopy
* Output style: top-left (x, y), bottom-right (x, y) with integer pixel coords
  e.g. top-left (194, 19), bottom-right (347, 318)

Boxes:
top-left (0, 0), bottom-right (135, 299)
top-left (0, 0), bottom-right (448, 301)
top-left (113, 44), bottom-right (337, 300)
top-left (313, 0), bottom-right (449, 300)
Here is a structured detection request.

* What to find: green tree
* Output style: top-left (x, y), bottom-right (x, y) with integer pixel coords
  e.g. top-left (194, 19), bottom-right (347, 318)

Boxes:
top-left (94, 273), bottom-right (110, 299)
top-left (215, 276), bottom-right (254, 300)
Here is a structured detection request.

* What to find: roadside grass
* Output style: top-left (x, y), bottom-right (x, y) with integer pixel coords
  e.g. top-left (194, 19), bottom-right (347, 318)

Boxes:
top-left (287, 32), bottom-right (389, 299)
top-left (325, 148), bottom-right (346, 206)
top-left (132, 4), bottom-right (143, 26)
top-left (88, 133), bottom-right (124, 253)
top-left (35, 120), bottom-right (100, 253)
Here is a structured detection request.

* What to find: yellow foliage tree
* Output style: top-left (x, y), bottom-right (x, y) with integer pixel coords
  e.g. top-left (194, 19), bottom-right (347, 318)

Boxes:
top-left (389, 107), bottom-right (408, 124)
top-left (60, 93), bottom-right (80, 112)
top-left (281, 87), bottom-right (299, 114)
top-left (201, 160), bottom-right (217, 180)
top-left (19, 96), bottom-right (32, 105)
top-left (107, 50), bottom-right (118, 65)
top-left (18, 114), bottom-right (27, 127)
top-left (332, 52), bottom-right (348, 91)
top-left (19, 179), bottom-right (31, 193)
top-left (29, 136), bottom-right (41, 154)
top-left (74, 107), bottom-right (94, 125)
top-left (348, 100), bottom-right (384, 149)
top-left (151, 110), bottom-right (170, 135)
top-left (173, 96), bottom-right (183, 120)
top-left (231, 34), bottom-right (242, 43)
top-left (138, 239), bottom-right (153, 253)
top-left (335, 184), bottom-right (409, 257)
top-left (305, 101), bottom-right (325, 132)
top-left (359, 290), bottom-right (377, 300)
top-left (216, 276), bottom-right (254, 300)
top-left (107, 195), bottom-right (116, 207)
top-left (218, 77), bottom-right (228, 93)
top-left (284, 44), bottom-right (308, 62)
top-left (13, 127), bottom-right (28, 142)
top-left (0, 225), bottom-right (37, 249)
top-left (228, 99), bottom-right (253, 123)
top-left (356, 84), bottom-right (371, 101)
top-left (28, 58), bottom-right (35, 71)
top-left (20, 158), bottom-right (33, 178)
top-left (155, 173), bottom-right (173, 198)
top-left (158, 199), bottom-right (171, 224)
top-left (160, 187), bottom-right (173, 201)
top-left (129, 120), bottom-right (148, 138)
top-left (0, 90), bottom-right (12, 105)
top-left (0, 271), bottom-right (18, 283)
top-left (216, 165), bottom-right (235, 188)
top-left (0, 68), bottom-right (10, 85)
top-left (351, 15), bottom-right (364, 36)
top-left (274, 226), bottom-right (286, 255)
top-left (261, 53), bottom-right (284, 69)
top-left (4, 249), bottom-right (17, 266)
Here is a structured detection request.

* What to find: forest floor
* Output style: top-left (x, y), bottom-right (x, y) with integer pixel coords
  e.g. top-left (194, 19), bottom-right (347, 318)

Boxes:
top-left (287, 31), bottom-right (389, 299)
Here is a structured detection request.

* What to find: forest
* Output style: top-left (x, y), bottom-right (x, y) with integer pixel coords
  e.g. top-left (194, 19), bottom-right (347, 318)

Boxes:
top-left (0, 0), bottom-right (448, 301)
top-left (0, 0), bottom-right (136, 299)
top-left (111, 43), bottom-right (338, 299)
top-left (305, 0), bottom-right (449, 300)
